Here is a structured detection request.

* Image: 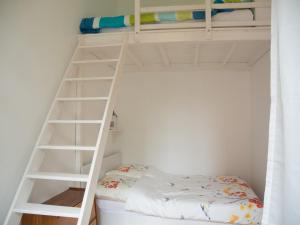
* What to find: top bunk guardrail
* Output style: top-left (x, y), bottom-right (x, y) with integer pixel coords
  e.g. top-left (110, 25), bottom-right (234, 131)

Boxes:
top-left (134, 0), bottom-right (271, 34)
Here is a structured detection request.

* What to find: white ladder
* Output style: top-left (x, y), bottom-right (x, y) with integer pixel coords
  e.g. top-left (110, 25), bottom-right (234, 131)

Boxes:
top-left (4, 34), bottom-right (128, 225)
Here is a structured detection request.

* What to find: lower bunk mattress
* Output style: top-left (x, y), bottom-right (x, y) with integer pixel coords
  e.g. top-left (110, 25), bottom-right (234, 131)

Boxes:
top-left (95, 164), bottom-right (263, 225)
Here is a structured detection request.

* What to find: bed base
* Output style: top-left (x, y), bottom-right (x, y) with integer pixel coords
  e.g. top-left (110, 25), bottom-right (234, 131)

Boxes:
top-left (96, 200), bottom-right (248, 225)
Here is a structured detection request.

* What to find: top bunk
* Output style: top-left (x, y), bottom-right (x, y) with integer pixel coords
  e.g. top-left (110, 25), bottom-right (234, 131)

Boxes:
top-left (79, 0), bottom-right (271, 44)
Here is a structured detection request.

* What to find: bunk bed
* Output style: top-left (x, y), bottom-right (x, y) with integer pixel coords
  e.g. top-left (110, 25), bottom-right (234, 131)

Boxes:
top-left (79, 0), bottom-right (271, 42)
top-left (78, 1), bottom-right (271, 225)
top-left (4, 1), bottom-right (271, 225)
top-left (77, 0), bottom-right (271, 73)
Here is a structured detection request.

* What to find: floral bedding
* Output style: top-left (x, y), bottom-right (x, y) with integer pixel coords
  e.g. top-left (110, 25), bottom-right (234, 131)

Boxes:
top-left (125, 174), bottom-right (263, 225)
top-left (97, 165), bottom-right (263, 224)
top-left (96, 174), bottom-right (137, 201)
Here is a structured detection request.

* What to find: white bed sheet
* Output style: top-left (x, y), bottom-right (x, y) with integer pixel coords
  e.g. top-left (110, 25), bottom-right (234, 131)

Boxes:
top-left (96, 199), bottom-right (236, 225)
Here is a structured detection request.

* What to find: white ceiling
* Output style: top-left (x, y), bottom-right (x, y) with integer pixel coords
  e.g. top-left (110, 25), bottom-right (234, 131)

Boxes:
top-left (124, 40), bottom-right (270, 71)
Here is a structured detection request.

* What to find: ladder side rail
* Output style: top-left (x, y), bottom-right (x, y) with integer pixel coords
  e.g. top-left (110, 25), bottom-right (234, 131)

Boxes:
top-left (75, 79), bottom-right (83, 188)
top-left (205, 0), bottom-right (212, 38)
top-left (77, 35), bottom-right (128, 225)
top-left (4, 43), bottom-right (81, 225)
top-left (134, 0), bottom-right (141, 35)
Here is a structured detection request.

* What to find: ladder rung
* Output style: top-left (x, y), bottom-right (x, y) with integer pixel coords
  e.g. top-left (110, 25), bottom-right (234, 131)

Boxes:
top-left (48, 120), bottom-right (102, 124)
top-left (56, 97), bottom-right (109, 101)
top-left (78, 43), bottom-right (122, 48)
top-left (14, 203), bottom-right (81, 218)
top-left (37, 145), bottom-right (96, 151)
top-left (64, 77), bottom-right (114, 82)
top-left (26, 172), bottom-right (89, 182)
top-left (72, 59), bottom-right (118, 64)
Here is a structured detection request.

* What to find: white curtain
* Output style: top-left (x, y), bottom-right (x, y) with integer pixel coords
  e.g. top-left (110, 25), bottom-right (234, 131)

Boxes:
top-left (262, 0), bottom-right (300, 225)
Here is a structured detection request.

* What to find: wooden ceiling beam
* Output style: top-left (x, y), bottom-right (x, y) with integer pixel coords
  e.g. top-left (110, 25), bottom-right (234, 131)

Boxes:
top-left (158, 44), bottom-right (171, 67)
top-left (248, 45), bottom-right (270, 67)
top-left (223, 43), bottom-right (237, 65)
top-left (127, 48), bottom-right (143, 69)
top-left (194, 43), bottom-right (201, 66)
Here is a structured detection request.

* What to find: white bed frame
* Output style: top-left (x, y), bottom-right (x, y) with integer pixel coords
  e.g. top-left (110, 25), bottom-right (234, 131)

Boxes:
top-left (79, 0), bottom-right (271, 45)
top-left (98, 205), bottom-right (240, 225)
top-left (134, 0), bottom-right (270, 33)
top-left (78, 2), bottom-right (270, 225)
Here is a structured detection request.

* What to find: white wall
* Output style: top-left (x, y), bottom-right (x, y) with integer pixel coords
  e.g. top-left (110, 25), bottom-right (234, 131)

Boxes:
top-left (251, 53), bottom-right (270, 199)
top-left (116, 69), bottom-right (253, 181)
top-left (0, 0), bottom-right (117, 223)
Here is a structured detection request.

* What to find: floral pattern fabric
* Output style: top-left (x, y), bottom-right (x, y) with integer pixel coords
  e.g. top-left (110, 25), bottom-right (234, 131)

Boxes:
top-left (96, 174), bottom-right (137, 202)
top-left (125, 174), bottom-right (263, 225)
